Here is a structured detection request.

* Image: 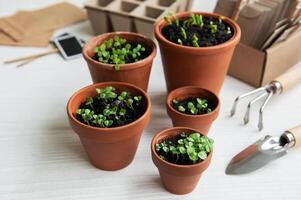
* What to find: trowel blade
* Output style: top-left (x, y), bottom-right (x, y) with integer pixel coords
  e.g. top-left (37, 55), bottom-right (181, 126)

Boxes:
top-left (226, 135), bottom-right (288, 175)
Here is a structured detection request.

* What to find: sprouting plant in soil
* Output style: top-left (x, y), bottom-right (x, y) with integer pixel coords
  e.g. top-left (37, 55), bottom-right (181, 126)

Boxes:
top-left (162, 12), bottom-right (234, 47)
top-left (76, 86), bottom-right (144, 128)
top-left (93, 36), bottom-right (147, 70)
top-left (155, 132), bottom-right (213, 165)
top-left (172, 97), bottom-right (212, 115)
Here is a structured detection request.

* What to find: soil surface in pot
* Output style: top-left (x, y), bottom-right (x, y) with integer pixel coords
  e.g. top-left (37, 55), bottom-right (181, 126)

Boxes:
top-left (92, 36), bottom-right (151, 70)
top-left (76, 86), bottom-right (145, 128)
top-left (162, 14), bottom-right (234, 47)
top-left (172, 97), bottom-right (212, 115)
top-left (155, 132), bottom-right (213, 165)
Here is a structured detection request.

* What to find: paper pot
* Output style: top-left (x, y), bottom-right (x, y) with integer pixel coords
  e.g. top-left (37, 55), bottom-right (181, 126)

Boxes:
top-left (151, 127), bottom-right (213, 195)
top-left (166, 86), bottom-right (220, 135)
top-left (67, 82), bottom-right (151, 170)
top-left (154, 12), bottom-right (241, 94)
top-left (82, 32), bottom-right (157, 92)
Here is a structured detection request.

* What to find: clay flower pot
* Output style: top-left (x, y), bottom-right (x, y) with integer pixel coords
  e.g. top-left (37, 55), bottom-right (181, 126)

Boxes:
top-left (83, 32), bottom-right (157, 92)
top-left (154, 12), bottom-right (241, 94)
top-left (151, 127), bottom-right (213, 195)
top-left (166, 86), bottom-right (220, 135)
top-left (67, 82), bottom-right (151, 170)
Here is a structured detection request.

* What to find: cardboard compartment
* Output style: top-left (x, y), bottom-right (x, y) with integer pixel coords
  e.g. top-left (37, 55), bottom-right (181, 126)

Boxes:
top-left (185, 0), bottom-right (194, 11)
top-left (85, 0), bottom-right (194, 37)
top-left (146, 0), bottom-right (180, 12)
top-left (228, 31), bottom-right (301, 87)
top-left (132, 5), bottom-right (166, 38)
top-left (107, 0), bottom-right (140, 32)
top-left (85, 0), bottom-right (114, 34)
top-left (150, 0), bottom-right (177, 7)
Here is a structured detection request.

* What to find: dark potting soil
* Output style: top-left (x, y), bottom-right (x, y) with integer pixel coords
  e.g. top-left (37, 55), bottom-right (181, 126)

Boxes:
top-left (77, 94), bottom-right (145, 128)
top-left (92, 42), bottom-right (150, 64)
top-left (162, 16), bottom-right (234, 47)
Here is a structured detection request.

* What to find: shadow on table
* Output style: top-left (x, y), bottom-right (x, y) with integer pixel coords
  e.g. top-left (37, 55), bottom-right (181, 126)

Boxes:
top-left (145, 91), bottom-right (172, 135)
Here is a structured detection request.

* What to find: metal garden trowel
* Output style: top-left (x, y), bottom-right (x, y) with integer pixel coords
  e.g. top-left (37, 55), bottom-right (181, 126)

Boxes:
top-left (226, 125), bottom-right (301, 175)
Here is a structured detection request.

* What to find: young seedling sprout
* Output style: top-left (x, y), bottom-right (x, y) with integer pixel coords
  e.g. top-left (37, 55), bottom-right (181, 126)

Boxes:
top-left (209, 21), bottom-right (218, 33)
top-left (172, 97), bottom-right (212, 115)
top-left (227, 27), bottom-right (232, 34)
top-left (192, 34), bottom-right (199, 47)
top-left (94, 36), bottom-right (146, 70)
top-left (164, 15), bottom-right (172, 25)
top-left (76, 86), bottom-right (143, 128)
top-left (156, 132), bottom-right (214, 164)
top-left (164, 12), bottom-right (179, 27)
top-left (177, 39), bottom-right (183, 45)
top-left (180, 28), bottom-right (187, 40)
top-left (162, 12), bottom-right (234, 47)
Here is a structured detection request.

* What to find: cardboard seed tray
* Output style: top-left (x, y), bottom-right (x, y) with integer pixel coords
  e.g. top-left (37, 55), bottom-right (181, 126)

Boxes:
top-left (85, 0), bottom-right (194, 38)
top-left (228, 31), bottom-right (301, 87)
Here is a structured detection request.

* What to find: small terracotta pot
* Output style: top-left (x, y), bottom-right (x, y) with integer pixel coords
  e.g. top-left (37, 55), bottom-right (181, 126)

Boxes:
top-left (151, 127), bottom-right (213, 195)
top-left (154, 12), bottom-right (241, 94)
top-left (67, 82), bottom-right (151, 171)
top-left (166, 86), bottom-right (220, 135)
top-left (82, 32), bottom-right (157, 92)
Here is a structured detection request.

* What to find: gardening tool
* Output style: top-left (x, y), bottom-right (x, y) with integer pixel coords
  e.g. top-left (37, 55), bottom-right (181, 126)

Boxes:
top-left (226, 124), bottom-right (301, 175)
top-left (230, 65), bottom-right (301, 131)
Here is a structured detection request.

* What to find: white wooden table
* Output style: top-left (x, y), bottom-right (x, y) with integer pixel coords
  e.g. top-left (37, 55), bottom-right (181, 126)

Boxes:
top-left (0, 1), bottom-right (301, 199)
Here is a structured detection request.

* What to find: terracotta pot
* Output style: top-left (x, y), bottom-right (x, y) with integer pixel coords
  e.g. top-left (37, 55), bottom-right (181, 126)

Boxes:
top-left (67, 82), bottom-right (151, 170)
top-left (151, 127), bottom-right (213, 195)
top-left (82, 32), bottom-right (157, 92)
top-left (154, 12), bottom-right (241, 94)
top-left (166, 86), bottom-right (220, 135)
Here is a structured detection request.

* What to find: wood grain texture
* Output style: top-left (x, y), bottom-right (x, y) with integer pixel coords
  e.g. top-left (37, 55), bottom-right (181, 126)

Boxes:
top-left (274, 65), bottom-right (301, 93)
top-left (288, 125), bottom-right (301, 147)
top-left (0, 1), bottom-right (301, 200)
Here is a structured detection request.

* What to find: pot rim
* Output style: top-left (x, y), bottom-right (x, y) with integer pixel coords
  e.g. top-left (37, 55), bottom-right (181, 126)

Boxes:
top-left (166, 86), bottom-right (220, 119)
top-left (154, 12), bottom-right (241, 53)
top-left (82, 32), bottom-right (157, 71)
top-left (151, 127), bottom-right (213, 169)
top-left (67, 81), bottom-right (151, 131)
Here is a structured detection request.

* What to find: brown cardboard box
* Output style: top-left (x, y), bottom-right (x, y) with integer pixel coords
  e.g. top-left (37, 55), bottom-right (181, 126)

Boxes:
top-left (228, 30), bottom-right (301, 87)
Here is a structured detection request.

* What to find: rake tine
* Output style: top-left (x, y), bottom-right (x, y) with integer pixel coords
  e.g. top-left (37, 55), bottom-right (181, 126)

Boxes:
top-left (258, 91), bottom-right (274, 131)
top-left (230, 87), bottom-right (266, 117)
top-left (243, 92), bottom-right (268, 125)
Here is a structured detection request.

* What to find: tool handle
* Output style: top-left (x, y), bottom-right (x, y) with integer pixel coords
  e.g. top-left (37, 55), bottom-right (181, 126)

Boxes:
top-left (288, 125), bottom-right (301, 147)
top-left (273, 65), bottom-right (301, 93)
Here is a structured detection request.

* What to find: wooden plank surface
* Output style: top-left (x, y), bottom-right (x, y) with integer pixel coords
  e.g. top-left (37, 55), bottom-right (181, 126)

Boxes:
top-left (0, 1), bottom-right (301, 199)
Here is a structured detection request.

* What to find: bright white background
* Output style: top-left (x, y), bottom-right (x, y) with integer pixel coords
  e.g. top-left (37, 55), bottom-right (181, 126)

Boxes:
top-left (0, 0), bottom-right (300, 199)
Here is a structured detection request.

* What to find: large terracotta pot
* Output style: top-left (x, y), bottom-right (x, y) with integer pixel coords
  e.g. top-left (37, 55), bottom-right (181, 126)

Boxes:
top-left (154, 12), bottom-right (241, 94)
top-left (151, 127), bottom-right (213, 195)
top-left (82, 32), bottom-right (157, 92)
top-left (166, 86), bottom-right (220, 135)
top-left (67, 82), bottom-right (151, 170)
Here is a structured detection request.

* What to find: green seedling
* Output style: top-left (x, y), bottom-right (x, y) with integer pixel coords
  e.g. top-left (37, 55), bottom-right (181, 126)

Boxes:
top-left (76, 86), bottom-right (143, 128)
top-left (162, 12), bottom-right (233, 48)
top-left (94, 36), bottom-right (146, 70)
top-left (172, 97), bottom-right (212, 115)
top-left (180, 27), bottom-right (187, 39)
top-left (164, 12), bottom-right (179, 26)
top-left (227, 26), bottom-right (232, 34)
top-left (209, 21), bottom-right (218, 33)
top-left (192, 34), bottom-right (199, 47)
top-left (156, 132), bottom-right (214, 164)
